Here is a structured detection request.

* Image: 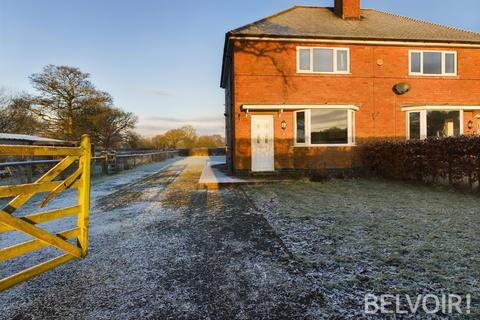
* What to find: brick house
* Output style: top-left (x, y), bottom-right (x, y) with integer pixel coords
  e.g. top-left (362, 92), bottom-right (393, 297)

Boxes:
top-left (220, 0), bottom-right (480, 175)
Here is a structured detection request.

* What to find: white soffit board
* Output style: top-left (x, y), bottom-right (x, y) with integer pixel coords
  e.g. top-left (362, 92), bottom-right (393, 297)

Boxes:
top-left (401, 106), bottom-right (480, 111)
top-left (241, 104), bottom-right (360, 111)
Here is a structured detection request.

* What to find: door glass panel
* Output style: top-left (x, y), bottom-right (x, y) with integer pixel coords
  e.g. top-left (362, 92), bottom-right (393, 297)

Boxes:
top-left (296, 112), bottom-right (305, 143)
top-left (310, 109), bottom-right (348, 144)
top-left (427, 111), bottom-right (460, 137)
top-left (423, 52), bottom-right (442, 74)
top-left (409, 112), bottom-right (421, 139)
top-left (313, 48), bottom-right (333, 72)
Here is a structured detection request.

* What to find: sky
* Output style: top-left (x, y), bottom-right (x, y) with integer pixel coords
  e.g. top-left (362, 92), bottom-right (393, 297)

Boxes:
top-left (1, 0), bottom-right (479, 137)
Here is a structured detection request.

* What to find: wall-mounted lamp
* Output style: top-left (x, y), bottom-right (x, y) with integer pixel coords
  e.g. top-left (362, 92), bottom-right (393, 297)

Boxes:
top-left (467, 120), bottom-right (474, 130)
top-left (281, 120), bottom-right (287, 136)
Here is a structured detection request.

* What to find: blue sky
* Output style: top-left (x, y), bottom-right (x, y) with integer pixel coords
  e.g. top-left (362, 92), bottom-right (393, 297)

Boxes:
top-left (1, 0), bottom-right (479, 136)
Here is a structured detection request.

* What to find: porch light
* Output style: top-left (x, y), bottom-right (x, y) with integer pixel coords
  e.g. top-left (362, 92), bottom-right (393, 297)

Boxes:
top-left (281, 120), bottom-right (287, 131)
top-left (468, 120), bottom-right (474, 129)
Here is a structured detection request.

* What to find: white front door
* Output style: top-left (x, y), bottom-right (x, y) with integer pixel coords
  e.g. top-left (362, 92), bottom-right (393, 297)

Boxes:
top-left (251, 115), bottom-right (274, 172)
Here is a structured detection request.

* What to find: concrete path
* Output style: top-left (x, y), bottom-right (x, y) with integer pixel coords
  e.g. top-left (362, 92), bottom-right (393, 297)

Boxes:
top-left (1, 157), bottom-right (323, 320)
top-left (198, 159), bottom-right (247, 189)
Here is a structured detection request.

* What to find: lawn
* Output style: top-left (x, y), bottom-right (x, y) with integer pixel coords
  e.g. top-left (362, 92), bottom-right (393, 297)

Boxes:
top-left (244, 179), bottom-right (480, 318)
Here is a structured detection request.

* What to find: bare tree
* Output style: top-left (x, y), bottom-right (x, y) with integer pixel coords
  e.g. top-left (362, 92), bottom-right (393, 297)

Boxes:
top-left (29, 65), bottom-right (111, 140)
top-left (150, 126), bottom-right (224, 149)
top-left (79, 105), bottom-right (138, 150)
top-left (0, 92), bottom-right (40, 134)
top-left (196, 134), bottom-right (225, 148)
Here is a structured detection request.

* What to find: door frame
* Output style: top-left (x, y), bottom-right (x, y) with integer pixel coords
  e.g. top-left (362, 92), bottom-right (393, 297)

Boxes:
top-left (251, 115), bottom-right (275, 172)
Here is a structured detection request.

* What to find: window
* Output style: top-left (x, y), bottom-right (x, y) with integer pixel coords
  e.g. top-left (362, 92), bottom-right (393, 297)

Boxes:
top-left (408, 112), bottom-right (421, 140)
top-left (294, 108), bottom-right (355, 146)
top-left (409, 50), bottom-right (457, 76)
top-left (297, 47), bottom-right (350, 74)
top-left (311, 110), bottom-right (348, 144)
top-left (296, 111), bottom-right (306, 143)
top-left (407, 109), bottom-right (463, 140)
top-left (427, 111), bottom-right (461, 137)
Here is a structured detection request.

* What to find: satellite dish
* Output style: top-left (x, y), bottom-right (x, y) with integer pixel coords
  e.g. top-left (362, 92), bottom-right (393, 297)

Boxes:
top-left (393, 82), bottom-right (411, 95)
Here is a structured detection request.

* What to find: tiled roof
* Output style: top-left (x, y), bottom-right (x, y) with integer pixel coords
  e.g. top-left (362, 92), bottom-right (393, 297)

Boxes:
top-left (229, 6), bottom-right (480, 44)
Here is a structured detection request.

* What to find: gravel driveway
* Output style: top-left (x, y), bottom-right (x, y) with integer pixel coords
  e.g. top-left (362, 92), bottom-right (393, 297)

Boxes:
top-left (1, 157), bottom-right (325, 319)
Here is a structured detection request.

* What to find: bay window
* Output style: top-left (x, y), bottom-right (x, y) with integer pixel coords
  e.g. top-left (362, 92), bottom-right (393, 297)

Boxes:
top-left (297, 47), bottom-right (350, 74)
top-left (406, 108), bottom-right (464, 139)
top-left (294, 108), bottom-right (355, 146)
top-left (409, 50), bottom-right (457, 76)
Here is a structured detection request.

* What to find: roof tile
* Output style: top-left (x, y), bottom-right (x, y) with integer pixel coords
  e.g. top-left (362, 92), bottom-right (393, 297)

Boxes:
top-left (229, 6), bottom-right (480, 44)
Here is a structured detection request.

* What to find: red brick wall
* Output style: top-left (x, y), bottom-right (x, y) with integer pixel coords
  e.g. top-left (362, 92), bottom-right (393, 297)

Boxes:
top-left (230, 40), bottom-right (480, 172)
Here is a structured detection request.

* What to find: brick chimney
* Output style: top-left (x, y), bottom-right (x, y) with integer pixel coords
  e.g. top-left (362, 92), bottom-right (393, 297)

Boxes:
top-left (334, 0), bottom-right (361, 19)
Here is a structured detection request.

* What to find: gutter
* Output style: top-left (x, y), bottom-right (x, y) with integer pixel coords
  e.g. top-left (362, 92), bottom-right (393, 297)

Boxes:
top-left (228, 35), bottom-right (480, 48)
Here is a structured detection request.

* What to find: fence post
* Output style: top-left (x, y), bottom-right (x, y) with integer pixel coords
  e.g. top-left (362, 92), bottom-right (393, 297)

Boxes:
top-left (101, 151), bottom-right (108, 175)
top-left (448, 152), bottom-right (453, 187)
top-left (78, 135), bottom-right (91, 257)
top-left (111, 151), bottom-right (118, 173)
top-left (26, 157), bottom-right (33, 183)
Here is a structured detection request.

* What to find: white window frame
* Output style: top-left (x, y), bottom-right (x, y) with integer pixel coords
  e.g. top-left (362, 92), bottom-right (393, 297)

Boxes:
top-left (405, 108), bottom-right (464, 140)
top-left (408, 50), bottom-right (457, 76)
top-left (406, 110), bottom-right (427, 140)
top-left (294, 108), bottom-right (356, 147)
top-left (297, 46), bottom-right (350, 74)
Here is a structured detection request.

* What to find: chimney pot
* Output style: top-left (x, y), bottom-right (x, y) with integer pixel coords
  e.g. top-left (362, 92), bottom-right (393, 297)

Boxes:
top-left (334, 0), bottom-right (361, 19)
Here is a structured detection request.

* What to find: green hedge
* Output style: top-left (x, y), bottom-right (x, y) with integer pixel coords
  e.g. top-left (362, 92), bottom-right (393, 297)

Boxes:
top-left (361, 136), bottom-right (480, 189)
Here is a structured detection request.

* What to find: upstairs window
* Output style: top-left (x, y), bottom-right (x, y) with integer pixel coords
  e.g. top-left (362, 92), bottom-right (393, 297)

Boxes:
top-left (409, 50), bottom-right (457, 76)
top-left (297, 47), bottom-right (350, 74)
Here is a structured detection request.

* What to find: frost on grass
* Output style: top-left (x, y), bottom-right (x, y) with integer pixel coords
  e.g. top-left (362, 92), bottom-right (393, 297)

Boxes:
top-left (3, 156), bottom-right (479, 319)
top-left (244, 179), bottom-right (480, 318)
top-left (1, 157), bottom-right (327, 319)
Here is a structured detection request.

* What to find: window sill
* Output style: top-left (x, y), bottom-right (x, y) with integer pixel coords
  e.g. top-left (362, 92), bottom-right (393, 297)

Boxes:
top-left (293, 143), bottom-right (356, 148)
top-left (408, 73), bottom-right (457, 78)
top-left (297, 71), bottom-right (352, 75)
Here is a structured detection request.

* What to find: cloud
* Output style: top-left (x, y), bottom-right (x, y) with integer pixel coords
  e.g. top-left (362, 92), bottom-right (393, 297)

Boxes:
top-left (146, 89), bottom-right (174, 97)
top-left (135, 115), bottom-right (225, 137)
top-left (148, 116), bottom-right (223, 123)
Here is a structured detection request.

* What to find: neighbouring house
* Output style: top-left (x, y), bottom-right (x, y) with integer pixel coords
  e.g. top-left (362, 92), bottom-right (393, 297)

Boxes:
top-left (0, 133), bottom-right (68, 146)
top-left (220, 0), bottom-right (480, 175)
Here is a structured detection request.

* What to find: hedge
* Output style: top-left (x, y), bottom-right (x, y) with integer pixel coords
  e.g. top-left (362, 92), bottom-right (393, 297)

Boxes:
top-left (361, 136), bottom-right (480, 190)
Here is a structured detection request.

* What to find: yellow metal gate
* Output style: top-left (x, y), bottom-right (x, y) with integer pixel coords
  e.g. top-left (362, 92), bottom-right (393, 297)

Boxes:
top-left (0, 135), bottom-right (91, 292)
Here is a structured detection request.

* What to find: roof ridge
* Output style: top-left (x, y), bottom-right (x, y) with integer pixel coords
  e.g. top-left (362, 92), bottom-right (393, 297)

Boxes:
top-left (290, 5), bottom-right (330, 9)
top-left (371, 8), bottom-right (480, 36)
top-left (226, 6), bottom-right (480, 44)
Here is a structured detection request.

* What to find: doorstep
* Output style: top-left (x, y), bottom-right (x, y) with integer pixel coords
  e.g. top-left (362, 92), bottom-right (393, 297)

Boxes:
top-left (198, 160), bottom-right (283, 189)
